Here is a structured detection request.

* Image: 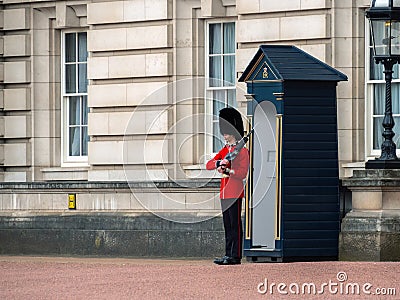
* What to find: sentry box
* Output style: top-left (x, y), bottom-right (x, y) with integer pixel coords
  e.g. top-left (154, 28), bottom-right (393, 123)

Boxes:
top-left (239, 45), bottom-right (347, 262)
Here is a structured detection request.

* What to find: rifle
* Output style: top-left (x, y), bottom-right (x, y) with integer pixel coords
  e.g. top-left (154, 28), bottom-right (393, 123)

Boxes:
top-left (220, 128), bottom-right (254, 175)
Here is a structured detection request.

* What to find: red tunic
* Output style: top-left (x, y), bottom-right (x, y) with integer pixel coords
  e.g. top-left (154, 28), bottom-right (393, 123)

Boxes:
top-left (206, 145), bottom-right (250, 200)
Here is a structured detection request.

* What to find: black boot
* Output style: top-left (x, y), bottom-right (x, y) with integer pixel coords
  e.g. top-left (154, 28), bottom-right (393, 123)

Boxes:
top-left (214, 256), bottom-right (241, 265)
top-left (213, 256), bottom-right (229, 264)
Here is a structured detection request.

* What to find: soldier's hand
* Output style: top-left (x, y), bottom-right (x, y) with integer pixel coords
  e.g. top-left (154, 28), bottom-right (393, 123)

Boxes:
top-left (217, 166), bottom-right (225, 174)
top-left (221, 159), bottom-right (229, 166)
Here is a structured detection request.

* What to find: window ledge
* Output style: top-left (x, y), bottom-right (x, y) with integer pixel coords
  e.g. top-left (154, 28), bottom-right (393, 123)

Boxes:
top-left (41, 167), bottom-right (89, 181)
top-left (182, 164), bottom-right (220, 179)
top-left (182, 164), bottom-right (206, 170)
top-left (341, 161), bottom-right (366, 178)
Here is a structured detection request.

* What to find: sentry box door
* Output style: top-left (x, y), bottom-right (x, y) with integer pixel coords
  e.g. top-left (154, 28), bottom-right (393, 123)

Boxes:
top-left (252, 101), bottom-right (280, 250)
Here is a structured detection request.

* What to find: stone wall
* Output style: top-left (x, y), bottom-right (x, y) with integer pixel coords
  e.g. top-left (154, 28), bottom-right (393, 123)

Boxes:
top-left (340, 170), bottom-right (400, 261)
top-left (0, 180), bottom-right (225, 257)
top-left (0, 180), bottom-right (220, 211)
top-left (0, 212), bottom-right (225, 257)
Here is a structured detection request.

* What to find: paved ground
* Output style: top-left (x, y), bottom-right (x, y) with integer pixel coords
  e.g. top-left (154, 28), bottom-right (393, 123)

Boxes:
top-left (0, 256), bottom-right (399, 300)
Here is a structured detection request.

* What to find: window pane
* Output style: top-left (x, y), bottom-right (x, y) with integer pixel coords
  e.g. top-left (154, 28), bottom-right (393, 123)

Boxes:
top-left (209, 24), bottom-right (221, 54)
top-left (213, 91), bottom-right (225, 117)
top-left (65, 64), bottom-right (76, 93)
top-left (213, 122), bottom-right (224, 152)
top-left (394, 64), bottom-right (400, 80)
top-left (213, 91), bottom-right (225, 152)
top-left (78, 32), bottom-right (87, 62)
top-left (65, 33), bottom-right (76, 63)
top-left (374, 0), bottom-right (390, 7)
top-left (78, 64), bottom-right (87, 93)
top-left (82, 96), bottom-right (88, 125)
top-left (82, 126), bottom-right (88, 156)
top-left (391, 21), bottom-right (400, 56)
top-left (223, 55), bottom-right (235, 86)
top-left (223, 23), bottom-right (235, 54)
top-left (69, 127), bottom-right (81, 156)
top-left (373, 84), bottom-right (385, 115)
top-left (371, 20), bottom-right (389, 56)
top-left (370, 49), bottom-right (383, 80)
top-left (394, 117), bottom-right (400, 146)
top-left (373, 117), bottom-right (383, 150)
top-left (209, 56), bottom-right (222, 87)
top-left (392, 83), bottom-right (400, 114)
top-left (69, 97), bottom-right (80, 125)
top-left (227, 89), bottom-right (237, 108)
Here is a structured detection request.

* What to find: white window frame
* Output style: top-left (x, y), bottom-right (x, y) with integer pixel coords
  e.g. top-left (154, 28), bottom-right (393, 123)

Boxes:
top-left (61, 30), bottom-right (89, 166)
top-left (205, 20), bottom-right (237, 155)
top-left (365, 21), bottom-right (400, 158)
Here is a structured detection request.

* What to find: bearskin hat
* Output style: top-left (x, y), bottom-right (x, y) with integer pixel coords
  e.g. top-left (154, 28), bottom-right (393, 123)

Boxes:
top-left (219, 107), bottom-right (244, 140)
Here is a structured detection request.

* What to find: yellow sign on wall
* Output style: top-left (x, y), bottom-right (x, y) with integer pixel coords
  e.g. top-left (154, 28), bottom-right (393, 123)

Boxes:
top-left (68, 194), bottom-right (76, 210)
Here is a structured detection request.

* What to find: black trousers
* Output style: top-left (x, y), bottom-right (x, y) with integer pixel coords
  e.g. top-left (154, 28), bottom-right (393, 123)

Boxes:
top-left (221, 198), bottom-right (243, 259)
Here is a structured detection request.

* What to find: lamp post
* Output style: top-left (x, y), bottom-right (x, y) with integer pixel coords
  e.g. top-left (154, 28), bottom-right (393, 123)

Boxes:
top-left (366, 0), bottom-right (400, 169)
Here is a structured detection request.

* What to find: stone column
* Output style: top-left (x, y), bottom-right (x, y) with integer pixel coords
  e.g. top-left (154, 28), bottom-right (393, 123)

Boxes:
top-left (340, 169), bottom-right (400, 261)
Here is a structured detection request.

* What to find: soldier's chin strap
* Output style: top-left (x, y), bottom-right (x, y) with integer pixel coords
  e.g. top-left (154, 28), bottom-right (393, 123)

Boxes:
top-left (226, 141), bottom-right (238, 147)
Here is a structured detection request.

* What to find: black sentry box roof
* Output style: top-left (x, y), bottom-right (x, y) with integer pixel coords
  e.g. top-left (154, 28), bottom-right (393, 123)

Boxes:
top-left (239, 45), bottom-right (348, 82)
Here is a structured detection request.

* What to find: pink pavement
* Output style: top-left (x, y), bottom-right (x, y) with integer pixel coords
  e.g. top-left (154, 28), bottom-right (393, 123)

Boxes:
top-left (0, 256), bottom-right (399, 299)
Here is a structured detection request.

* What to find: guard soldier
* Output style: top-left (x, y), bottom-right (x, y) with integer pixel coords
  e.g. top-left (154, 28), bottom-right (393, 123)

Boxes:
top-left (206, 107), bottom-right (250, 265)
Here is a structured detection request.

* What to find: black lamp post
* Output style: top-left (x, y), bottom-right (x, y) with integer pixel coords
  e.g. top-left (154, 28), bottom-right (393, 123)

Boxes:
top-left (366, 0), bottom-right (400, 169)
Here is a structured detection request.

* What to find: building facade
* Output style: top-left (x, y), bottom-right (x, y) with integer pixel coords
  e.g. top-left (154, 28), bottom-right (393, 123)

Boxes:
top-left (0, 0), bottom-right (381, 256)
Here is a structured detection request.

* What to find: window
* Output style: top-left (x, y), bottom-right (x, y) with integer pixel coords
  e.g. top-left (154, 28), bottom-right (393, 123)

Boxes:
top-left (62, 32), bottom-right (88, 163)
top-left (366, 25), bottom-right (400, 157)
top-left (206, 22), bottom-right (236, 153)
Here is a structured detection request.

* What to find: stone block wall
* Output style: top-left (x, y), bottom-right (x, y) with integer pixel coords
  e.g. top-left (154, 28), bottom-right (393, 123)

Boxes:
top-left (86, 0), bottom-right (174, 182)
top-left (0, 181), bottom-right (220, 211)
top-left (340, 170), bottom-right (400, 261)
top-left (0, 213), bottom-right (225, 258)
top-left (0, 180), bottom-right (224, 258)
top-left (1, 6), bottom-right (32, 181)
